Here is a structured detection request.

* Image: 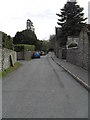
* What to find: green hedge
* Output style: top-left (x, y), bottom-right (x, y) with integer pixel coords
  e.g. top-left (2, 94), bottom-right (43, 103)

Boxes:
top-left (14, 44), bottom-right (35, 52)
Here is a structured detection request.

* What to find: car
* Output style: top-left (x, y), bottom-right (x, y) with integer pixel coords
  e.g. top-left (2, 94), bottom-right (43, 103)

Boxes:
top-left (32, 51), bottom-right (40, 59)
top-left (40, 51), bottom-right (46, 56)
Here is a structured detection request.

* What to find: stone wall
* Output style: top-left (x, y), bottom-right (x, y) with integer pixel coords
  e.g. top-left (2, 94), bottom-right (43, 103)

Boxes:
top-left (17, 52), bottom-right (24, 60)
top-left (24, 51), bottom-right (32, 60)
top-left (58, 46), bottom-right (67, 59)
top-left (55, 27), bottom-right (62, 58)
top-left (88, 31), bottom-right (90, 71)
top-left (0, 49), bottom-right (2, 71)
top-left (0, 48), bottom-right (17, 71)
top-left (58, 48), bottom-right (62, 59)
top-left (66, 30), bottom-right (89, 70)
top-left (17, 51), bottom-right (32, 60)
top-left (66, 47), bottom-right (82, 66)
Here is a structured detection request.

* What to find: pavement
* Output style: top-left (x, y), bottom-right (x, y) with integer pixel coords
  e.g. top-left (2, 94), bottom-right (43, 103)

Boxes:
top-left (51, 52), bottom-right (90, 92)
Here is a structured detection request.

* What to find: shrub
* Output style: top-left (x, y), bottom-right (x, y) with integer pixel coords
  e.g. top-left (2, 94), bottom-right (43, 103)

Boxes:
top-left (68, 43), bottom-right (78, 48)
top-left (14, 44), bottom-right (35, 52)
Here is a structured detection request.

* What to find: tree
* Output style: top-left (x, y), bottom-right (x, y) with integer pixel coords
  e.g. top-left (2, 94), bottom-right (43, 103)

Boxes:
top-left (35, 40), bottom-right (42, 51)
top-left (13, 29), bottom-right (37, 46)
top-left (2, 32), bottom-right (13, 50)
top-left (56, 1), bottom-right (87, 46)
top-left (26, 19), bottom-right (35, 31)
top-left (35, 40), bottom-right (49, 52)
top-left (41, 40), bottom-right (49, 52)
top-left (13, 19), bottom-right (37, 46)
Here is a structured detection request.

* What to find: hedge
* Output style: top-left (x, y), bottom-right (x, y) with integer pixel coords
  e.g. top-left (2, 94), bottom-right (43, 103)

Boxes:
top-left (14, 44), bottom-right (35, 52)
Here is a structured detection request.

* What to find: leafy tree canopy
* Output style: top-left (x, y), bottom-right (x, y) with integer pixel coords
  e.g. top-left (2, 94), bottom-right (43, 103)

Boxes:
top-left (2, 32), bottom-right (13, 50)
top-left (13, 29), bottom-right (37, 46)
top-left (13, 19), bottom-right (49, 52)
top-left (35, 40), bottom-right (49, 52)
top-left (26, 19), bottom-right (35, 31)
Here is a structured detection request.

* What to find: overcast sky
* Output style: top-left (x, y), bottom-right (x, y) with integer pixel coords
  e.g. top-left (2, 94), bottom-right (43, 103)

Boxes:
top-left (0, 0), bottom-right (89, 40)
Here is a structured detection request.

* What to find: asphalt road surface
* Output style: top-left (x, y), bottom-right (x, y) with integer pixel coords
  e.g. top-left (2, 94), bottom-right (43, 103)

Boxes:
top-left (2, 53), bottom-right (88, 118)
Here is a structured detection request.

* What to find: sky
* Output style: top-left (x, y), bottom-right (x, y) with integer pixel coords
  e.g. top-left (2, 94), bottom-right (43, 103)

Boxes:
top-left (0, 0), bottom-right (89, 40)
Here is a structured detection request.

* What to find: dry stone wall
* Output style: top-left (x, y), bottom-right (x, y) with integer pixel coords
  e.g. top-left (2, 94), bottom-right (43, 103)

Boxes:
top-left (17, 51), bottom-right (32, 60)
top-left (0, 48), bottom-right (17, 71)
top-left (66, 30), bottom-right (89, 70)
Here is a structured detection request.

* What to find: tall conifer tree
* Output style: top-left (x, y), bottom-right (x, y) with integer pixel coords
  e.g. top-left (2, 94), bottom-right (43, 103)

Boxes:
top-left (56, 1), bottom-right (87, 46)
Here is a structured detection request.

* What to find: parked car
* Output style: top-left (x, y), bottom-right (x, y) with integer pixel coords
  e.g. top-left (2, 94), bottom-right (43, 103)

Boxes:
top-left (40, 51), bottom-right (46, 56)
top-left (32, 51), bottom-right (40, 59)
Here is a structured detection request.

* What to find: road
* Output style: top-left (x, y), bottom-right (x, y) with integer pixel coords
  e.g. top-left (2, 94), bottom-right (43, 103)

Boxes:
top-left (2, 53), bottom-right (88, 118)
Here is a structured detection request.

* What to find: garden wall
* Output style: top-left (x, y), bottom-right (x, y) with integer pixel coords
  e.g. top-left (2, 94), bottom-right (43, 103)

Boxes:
top-left (0, 49), bottom-right (2, 71)
top-left (0, 48), bottom-right (17, 71)
top-left (66, 30), bottom-right (89, 70)
top-left (17, 51), bottom-right (32, 60)
top-left (58, 46), bottom-right (67, 59)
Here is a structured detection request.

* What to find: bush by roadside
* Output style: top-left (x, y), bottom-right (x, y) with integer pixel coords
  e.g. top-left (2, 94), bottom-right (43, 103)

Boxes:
top-left (14, 44), bottom-right (35, 52)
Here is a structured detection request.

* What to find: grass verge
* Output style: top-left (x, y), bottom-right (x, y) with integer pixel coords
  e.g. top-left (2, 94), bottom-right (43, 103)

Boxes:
top-left (0, 62), bottom-right (22, 78)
